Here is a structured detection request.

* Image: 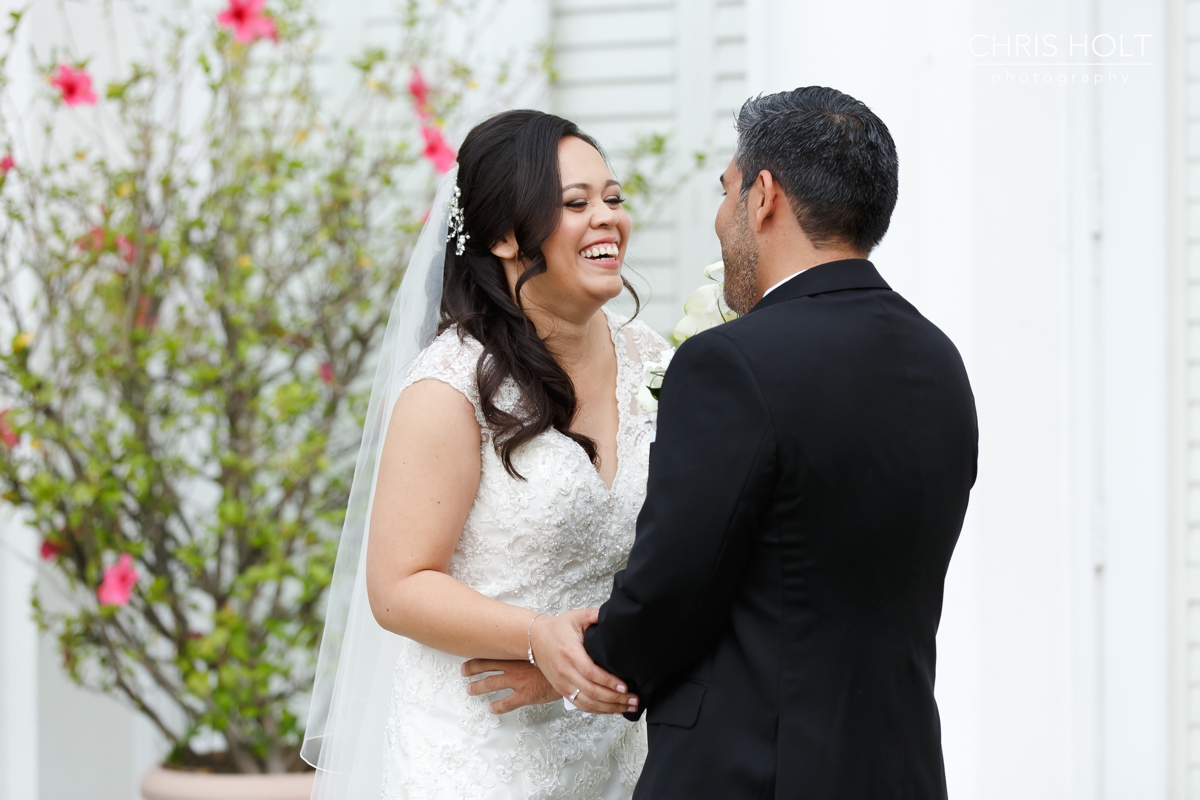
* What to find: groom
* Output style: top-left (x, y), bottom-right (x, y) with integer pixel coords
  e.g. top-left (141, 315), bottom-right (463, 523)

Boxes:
top-left (541, 86), bottom-right (977, 798)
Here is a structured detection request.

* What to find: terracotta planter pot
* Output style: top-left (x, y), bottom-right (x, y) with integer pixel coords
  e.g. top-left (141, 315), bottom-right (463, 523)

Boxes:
top-left (141, 767), bottom-right (314, 800)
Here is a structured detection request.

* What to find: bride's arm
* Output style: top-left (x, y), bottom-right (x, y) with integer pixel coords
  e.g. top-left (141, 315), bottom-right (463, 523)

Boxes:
top-left (364, 379), bottom-right (635, 713)
top-left (366, 378), bottom-right (528, 659)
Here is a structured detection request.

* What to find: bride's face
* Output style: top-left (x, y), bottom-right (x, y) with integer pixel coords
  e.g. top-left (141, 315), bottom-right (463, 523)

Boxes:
top-left (531, 137), bottom-right (630, 316)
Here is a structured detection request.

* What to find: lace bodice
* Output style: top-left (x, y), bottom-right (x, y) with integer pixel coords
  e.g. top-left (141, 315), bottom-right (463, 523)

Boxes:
top-left (380, 308), bottom-right (672, 800)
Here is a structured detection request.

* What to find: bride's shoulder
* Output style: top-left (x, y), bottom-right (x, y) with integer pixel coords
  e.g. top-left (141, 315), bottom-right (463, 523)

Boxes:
top-left (412, 323), bottom-right (482, 371)
top-left (401, 326), bottom-right (484, 399)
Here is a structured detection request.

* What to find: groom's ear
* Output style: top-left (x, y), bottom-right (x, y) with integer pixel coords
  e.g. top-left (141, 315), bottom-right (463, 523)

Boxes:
top-left (748, 170), bottom-right (781, 233)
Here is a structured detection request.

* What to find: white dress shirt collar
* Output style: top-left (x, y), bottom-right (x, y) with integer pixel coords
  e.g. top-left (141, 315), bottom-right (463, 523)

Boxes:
top-left (760, 267), bottom-right (812, 300)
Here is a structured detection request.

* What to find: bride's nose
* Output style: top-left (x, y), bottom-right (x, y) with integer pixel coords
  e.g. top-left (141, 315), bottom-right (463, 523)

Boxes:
top-left (592, 202), bottom-right (619, 228)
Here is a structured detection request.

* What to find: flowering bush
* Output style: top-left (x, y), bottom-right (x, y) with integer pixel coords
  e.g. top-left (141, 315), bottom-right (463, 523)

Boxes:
top-left (0, 0), bottom-right (543, 774)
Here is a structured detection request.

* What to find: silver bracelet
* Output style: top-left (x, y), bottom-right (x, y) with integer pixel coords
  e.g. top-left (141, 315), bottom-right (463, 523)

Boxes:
top-left (526, 612), bottom-right (546, 666)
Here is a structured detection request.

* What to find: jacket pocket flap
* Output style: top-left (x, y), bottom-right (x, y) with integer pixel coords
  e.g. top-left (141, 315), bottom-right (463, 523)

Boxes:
top-left (647, 680), bottom-right (706, 728)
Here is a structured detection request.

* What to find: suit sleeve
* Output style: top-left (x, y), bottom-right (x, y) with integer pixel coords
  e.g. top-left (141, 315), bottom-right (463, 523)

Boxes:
top-left (584, 329), bottom-right (776, 710)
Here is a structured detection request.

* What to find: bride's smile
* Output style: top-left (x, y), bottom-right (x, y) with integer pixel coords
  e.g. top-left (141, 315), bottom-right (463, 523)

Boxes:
top-left (578, 239), bottom-right (620, 264)
top-left (526, 135), bottom-right (631, 315)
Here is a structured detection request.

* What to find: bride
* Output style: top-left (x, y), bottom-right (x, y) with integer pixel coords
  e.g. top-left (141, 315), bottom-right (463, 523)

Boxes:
top-left (304, 109), bottom-right (672, 800)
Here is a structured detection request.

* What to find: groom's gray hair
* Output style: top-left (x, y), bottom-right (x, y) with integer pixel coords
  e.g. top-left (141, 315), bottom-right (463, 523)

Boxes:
top-left (735, 87), bottom-right (898, 254)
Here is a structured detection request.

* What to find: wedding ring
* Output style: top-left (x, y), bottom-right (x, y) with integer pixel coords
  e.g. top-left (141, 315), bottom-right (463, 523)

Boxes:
top-left (569, 689), bottom-right (581, 702)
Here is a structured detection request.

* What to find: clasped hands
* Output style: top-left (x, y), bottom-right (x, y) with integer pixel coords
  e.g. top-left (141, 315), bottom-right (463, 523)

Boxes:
top-left (460, 607), bottom-right (638, 716)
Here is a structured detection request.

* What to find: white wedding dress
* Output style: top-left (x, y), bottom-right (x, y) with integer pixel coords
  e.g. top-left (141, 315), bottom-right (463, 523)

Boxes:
top-left (379, 307), bottom-right (671, 800)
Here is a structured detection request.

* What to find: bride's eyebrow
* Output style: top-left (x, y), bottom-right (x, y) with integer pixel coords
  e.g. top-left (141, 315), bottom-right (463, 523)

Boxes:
top-left (561, 180), bottom-right (621, 192)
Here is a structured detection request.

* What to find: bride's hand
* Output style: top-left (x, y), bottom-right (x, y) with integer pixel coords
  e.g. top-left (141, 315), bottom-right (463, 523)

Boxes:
top-left (461, 659), bottom-right (559, 714)
top-left (529, 608), bottom-right (639, 715)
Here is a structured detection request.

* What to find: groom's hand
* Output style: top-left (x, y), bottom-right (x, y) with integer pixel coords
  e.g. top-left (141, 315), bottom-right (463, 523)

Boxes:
top-left (461, 659), bottom-right (560, 714)
top-left (529, 607), bottom-right (639, 715)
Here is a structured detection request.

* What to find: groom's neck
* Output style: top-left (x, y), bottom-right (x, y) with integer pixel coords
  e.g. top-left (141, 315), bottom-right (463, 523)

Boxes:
top-left (755, 233), bottom-right (867, 300)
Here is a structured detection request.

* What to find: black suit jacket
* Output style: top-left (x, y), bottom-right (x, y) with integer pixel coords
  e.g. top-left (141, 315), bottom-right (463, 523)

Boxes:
top-left (584, 260), bottom-right (977, 800)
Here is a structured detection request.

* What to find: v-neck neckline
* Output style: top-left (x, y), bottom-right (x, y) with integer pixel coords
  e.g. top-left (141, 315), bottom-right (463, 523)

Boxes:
top-left (596, 307), bottom-right (625, 493)
top-left (558, 307), bottom-right (624, 494)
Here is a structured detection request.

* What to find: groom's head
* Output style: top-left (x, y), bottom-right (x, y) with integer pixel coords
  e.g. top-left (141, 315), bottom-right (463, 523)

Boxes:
top-left (717, 87), bottom-right (898, 314)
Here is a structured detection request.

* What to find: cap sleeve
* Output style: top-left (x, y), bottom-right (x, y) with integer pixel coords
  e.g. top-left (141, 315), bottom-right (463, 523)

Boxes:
top-left (398, 329), bottom-right (488, 432)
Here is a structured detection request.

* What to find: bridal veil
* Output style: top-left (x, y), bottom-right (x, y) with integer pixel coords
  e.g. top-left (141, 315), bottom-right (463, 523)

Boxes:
top-left (302, 167), bottom-right (457, 798)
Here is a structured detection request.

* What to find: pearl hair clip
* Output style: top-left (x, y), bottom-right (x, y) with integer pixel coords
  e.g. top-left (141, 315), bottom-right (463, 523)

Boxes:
top-left (447, 185), bottom-right (470, 256)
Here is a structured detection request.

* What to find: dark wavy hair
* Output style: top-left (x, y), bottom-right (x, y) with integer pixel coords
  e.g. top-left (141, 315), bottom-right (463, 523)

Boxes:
top-left (440, 110), bottom-right (638, 479)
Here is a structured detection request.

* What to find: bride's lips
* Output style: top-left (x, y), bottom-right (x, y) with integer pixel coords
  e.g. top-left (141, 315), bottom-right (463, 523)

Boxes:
top-left (578, 237), bottom-right (622, 268)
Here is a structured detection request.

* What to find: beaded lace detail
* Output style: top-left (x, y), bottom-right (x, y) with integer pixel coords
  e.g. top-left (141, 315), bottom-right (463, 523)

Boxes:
top-left (380, 308), bottom-right (672, 800)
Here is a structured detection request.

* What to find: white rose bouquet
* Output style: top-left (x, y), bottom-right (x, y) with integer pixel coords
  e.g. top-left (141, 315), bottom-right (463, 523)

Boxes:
top-left (638, 260), bottom-right (740, 439)
top-left (637, 353), bottom-right (672, 440)
top-left (671, 261), bottom-right (740, 344)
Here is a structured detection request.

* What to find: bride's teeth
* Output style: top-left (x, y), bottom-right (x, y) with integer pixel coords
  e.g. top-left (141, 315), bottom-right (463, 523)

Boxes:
top-left (580, 244), bottom-right (619, 259)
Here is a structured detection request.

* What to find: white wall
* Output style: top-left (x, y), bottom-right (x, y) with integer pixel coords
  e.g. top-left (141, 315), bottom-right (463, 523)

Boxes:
top-left (0, 510), bottom-right (39, 800)
top-left (1176, 0), bottom-right (1200, 794)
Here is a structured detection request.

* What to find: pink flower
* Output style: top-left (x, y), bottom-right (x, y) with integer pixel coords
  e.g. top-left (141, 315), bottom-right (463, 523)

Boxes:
top-left (76, 226), bottom-right (105, 252)
top-left (218, 0), bottom-right (279, 44)
top-left (421, 126), bottom-right (456, 174)
top-left (0, 155), bottom-right (13, 174)
top-left (319, 362), bottom-right (334, 384)
top-left (40, 538), bottom-right (67, 561)
top-left (50, 65), bottom-right (97, 107)
top-left (408, 67), bottom-right (431, 119)
top-left (96, 554), bottom-right (138, 606)
top-left (114, 234), bottom-right (136, 264)
top-left (0, 410), bottom-right (16, 448)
